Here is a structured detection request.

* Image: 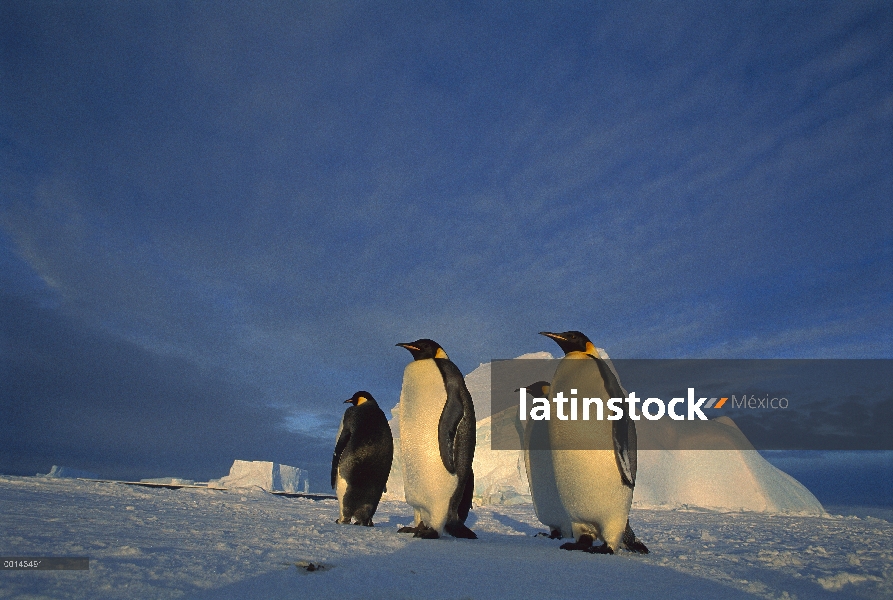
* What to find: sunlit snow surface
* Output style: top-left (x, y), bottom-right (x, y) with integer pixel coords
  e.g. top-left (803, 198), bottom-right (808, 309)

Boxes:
top-left (1, 476), bottom-right (890, 599)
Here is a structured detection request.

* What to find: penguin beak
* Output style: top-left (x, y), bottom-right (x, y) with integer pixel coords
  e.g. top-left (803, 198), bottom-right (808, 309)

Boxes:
top-left (539, 331), bottom-right (566, 342)
top-left (514, 386), bottom-right (545, 395)
top-left (344, 398), bottom-right (354, 404)
top-left (396, 343), bottom-right (420, 352)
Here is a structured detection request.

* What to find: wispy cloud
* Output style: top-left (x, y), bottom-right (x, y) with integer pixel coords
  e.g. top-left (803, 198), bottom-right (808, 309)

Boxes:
top-left (1, 2), bottom-right (889, 479)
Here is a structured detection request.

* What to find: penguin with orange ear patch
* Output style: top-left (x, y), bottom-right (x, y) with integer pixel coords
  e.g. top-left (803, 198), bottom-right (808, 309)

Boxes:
top-left (518, 380), bottom-right (572, 540)
top-left (520, 376), bottom-right (647, 552)
top-left (539, 331), bottom-right (648, 554)
top-left (396, 339), bottom-right (476, 539)
top-left (332, 391), bottom-right (394, 526)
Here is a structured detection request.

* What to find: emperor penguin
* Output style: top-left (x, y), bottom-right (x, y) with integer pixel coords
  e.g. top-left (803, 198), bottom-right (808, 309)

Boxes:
top-left (396, 339), bottom-right (477, 539)
top-left (521, 378), bottom-right (647, 552)
top-left (331, 391), bottom-right (394, 526)
top-left (539, 331), bottom-right (648, 554)
top-left (518, 381), bottom-right (572, 540)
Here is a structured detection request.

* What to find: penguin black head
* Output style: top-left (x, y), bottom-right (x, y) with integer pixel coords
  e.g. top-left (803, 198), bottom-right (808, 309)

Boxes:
top-left (345, 391), bottom-right (376, 406)
top-left (539, 331), bottom-right (596, 356)
top-left (517, 381), bottom-right (551, 398)
top-left (396, 339), bottom-right (449, 360)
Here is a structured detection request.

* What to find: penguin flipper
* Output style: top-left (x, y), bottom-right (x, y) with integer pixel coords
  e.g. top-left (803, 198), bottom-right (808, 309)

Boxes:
top-left (612, 415), bottom-right (636, 488)
top-left (592, 356), bottom-right (637, 488)
top-left (458, 469), bottom-right (474, 523)
top-left (436, 361), bottom-right (470, 474)
top-left (331, 414), bottom-right (352, 489)
top-left (446, 471), bottom-right (478, 539)
top-left (444, 520), bottom-right (478, 539)
top-left (622, 520), bottom-right (649, 554)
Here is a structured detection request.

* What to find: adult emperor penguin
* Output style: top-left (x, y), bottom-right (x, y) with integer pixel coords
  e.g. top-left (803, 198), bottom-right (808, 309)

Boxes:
top-left (539, 331), bottom-right (648, 554)
top-left (331, 391), bottom-right (394, 526)
top-left (395, 339), bottom-right (476, 539)
top-left (521, 379), bottom-right (647, 552)
top-left (519, 381), bottom-right (572, 540)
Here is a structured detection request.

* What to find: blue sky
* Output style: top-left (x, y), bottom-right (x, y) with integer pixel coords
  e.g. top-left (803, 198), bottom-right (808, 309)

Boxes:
top-left (1, 2), bottom-right (891, 494)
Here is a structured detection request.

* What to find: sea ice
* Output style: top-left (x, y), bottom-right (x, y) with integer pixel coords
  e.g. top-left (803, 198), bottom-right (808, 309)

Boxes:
top-left (38, 465), bottom-right (100, 479)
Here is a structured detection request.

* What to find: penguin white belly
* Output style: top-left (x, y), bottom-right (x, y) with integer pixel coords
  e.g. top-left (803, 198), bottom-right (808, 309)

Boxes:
top-left (334, 420), bottom-right (348, 518)
top-left (335, 469), bottom-right (348, 500)
top-left (335, 468), bottom-right (349, 520)
top-left (399, 359), bottom-right (458, 533)
top-left (552, 447), bottom-right (632, 548)
top-left (549, 353), bottom-right (632, 550)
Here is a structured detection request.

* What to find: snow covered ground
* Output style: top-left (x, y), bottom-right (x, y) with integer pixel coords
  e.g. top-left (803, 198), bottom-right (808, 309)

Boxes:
top-left (1, 475), bottom-right (890, 599)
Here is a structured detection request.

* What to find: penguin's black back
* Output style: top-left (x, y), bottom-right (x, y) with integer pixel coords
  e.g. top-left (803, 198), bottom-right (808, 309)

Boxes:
top-left (434, 358), bottom-right (476, 527)
top-left (332, 400), bottom-right (394, 491)
top-left (589, 355), bottom-right (636, 488)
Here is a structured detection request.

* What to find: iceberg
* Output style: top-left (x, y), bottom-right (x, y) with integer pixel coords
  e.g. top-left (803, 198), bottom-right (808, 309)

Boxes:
top-left (208, 460), bottom-right (309, 493)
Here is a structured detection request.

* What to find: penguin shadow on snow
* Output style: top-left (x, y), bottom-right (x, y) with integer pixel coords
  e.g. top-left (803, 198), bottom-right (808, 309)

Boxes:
top-left (372, 513), bottom-right (413, 529)
top-left (378, 508), bottom-right (478, 534)
top-left (486, 511), bottom-right (540, 537)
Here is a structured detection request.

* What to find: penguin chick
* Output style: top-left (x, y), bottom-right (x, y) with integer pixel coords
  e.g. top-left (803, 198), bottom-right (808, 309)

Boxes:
top-left (332, 391), bottom-right (394, 526)
top-left (396, 339), bottom-right (476, 539)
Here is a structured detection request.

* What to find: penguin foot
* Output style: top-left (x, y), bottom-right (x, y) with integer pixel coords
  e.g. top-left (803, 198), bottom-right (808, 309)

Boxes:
top-left (583, 543), bottom-right (614, 555)
top-left (621, 521), bottom-right (648, 553)
top-left (533, 530), bottom-right (564, 539)
top-left (397, 525), bottom-right (419, 534)
top-left (560, 534), bottom-right (595, 551)
top-left (413, 523), bottom-right (440, 539)
top-left (354, 519), bottom-right (374, 527)
top-left (445, 521), bottom-right (477, 539)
